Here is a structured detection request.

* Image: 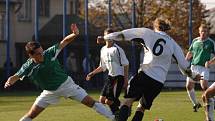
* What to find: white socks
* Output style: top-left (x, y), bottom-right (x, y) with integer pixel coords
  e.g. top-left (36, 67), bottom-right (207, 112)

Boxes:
top-left (93, 102), bottom-right (115, 120)
top-left (19, 116), bottom-right (32, 121)
top-left (205, 98), bottom-right (214, 121)
top-left (187, 89), bottom-right (198, 105)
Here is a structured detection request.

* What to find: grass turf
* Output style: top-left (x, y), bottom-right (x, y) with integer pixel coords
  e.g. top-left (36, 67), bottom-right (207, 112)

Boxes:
top-left (0, 90), bottom-right (209, 121)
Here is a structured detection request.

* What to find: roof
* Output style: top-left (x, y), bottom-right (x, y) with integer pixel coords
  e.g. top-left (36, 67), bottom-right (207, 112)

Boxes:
top-left (34, 14), bottom-right (103, 47)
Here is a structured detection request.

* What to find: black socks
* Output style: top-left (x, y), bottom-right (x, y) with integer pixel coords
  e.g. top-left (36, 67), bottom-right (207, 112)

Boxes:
top-left (118, 105), bottom-right (130, 121)
top-left (131, 111), bottom-right (144, 121)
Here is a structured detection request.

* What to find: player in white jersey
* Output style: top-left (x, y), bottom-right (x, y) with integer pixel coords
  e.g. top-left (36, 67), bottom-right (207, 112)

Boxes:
top-left (86, 28), bottom-right (129, 115)
top-left (104, 18), bottom-right (201, 121)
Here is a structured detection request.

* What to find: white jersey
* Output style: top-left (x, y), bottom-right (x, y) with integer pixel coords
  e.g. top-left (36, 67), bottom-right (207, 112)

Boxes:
top-left (104, 28), bottom-right (191, 83)
top-left (100, 43), bottom-right (129, 76)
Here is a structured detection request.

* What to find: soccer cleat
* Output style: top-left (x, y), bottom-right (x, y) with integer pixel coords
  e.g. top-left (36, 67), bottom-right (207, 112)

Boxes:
top-left (193, 103), bottom-right (202, 112)
top-left (113, 111), bottom-right (120, 121)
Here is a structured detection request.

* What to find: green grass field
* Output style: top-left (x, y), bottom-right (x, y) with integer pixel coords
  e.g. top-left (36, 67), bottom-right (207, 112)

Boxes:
top-left (0, 90), bottom-right (210, 121)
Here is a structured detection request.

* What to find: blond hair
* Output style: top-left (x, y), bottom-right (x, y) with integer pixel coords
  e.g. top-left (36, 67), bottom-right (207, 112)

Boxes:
top-left (199, 23), bottom-right (209, 30)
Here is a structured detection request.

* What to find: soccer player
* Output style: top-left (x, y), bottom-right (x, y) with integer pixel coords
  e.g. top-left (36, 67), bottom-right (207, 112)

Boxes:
top-left (185, 23), bottom-right (215, 113)
top-left (187, 24), bottom-right (215, 121)
top-left (4, 24), bottom-right (115, 121)
top-left (86, 28), bottom-right (129, 115)
top-left (103, 18), bottom-right (201, 121)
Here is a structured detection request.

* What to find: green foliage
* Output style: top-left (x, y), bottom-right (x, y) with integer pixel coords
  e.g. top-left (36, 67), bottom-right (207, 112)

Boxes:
top-left (0, 90), bottom-right (210, 121)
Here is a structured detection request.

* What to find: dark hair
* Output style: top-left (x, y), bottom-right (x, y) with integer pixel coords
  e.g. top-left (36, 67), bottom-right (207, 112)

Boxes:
top-left (153, 18), bottom-right (171, 31)
top-left (25, 41), bottom-right (41, 55)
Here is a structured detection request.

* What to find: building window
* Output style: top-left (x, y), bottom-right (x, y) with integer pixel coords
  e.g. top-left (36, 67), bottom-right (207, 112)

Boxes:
top-left (17, 0), bottom-right (32, 22)
top-left (70, 0), bottom-right (80, 15)
top-left (0, 13), bottom-right (6, 41)
top-left (39, 0), bottom-right (50, 17)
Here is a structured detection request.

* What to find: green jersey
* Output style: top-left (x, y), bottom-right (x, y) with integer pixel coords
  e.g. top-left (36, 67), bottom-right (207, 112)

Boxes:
top-left (16, 43), bottom-right (68, 90)
top-left (189, 37), bottom-right (215, 66)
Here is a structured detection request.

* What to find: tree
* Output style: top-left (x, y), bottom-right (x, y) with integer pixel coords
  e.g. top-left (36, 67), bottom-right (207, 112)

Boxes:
top-left (79, 0), bottom-right (206, 50)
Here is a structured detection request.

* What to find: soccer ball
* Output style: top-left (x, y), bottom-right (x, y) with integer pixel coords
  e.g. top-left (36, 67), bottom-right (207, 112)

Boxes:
top-left (154, 118), bottom-right (163, 121)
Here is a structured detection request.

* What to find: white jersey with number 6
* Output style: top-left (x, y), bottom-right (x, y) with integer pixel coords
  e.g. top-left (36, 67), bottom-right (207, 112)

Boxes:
top-left (104, 28), bottom-right (191, 84)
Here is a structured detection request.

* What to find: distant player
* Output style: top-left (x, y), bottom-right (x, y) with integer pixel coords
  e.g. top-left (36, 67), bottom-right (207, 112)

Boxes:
top-left (86, 28), bottom-right (129, 115)
top-left (4, 24), bottom-right (115, 121)
top-left (104, 18), bottom-right (201, 121)
top-left (185, 24), bottom-right (215, 114)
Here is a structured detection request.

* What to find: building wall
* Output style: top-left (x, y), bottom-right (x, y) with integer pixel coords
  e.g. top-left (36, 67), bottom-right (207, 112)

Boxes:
top-left (1, 0), bottom-right (75, 67)
top-left (0, 3), bottom-right (16, 68)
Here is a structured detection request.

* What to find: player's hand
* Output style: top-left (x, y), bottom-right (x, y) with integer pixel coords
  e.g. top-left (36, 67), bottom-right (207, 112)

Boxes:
top-left (71, 24), bottom-right (79, 35)
top-left (97, 36), bottom-right (105, 44)
top-left (86, 72), bottom-right (94, 81)
top-left (205, 61), bottom-right (209, 68)
top-left (4, 80), bottom-right (14, 89)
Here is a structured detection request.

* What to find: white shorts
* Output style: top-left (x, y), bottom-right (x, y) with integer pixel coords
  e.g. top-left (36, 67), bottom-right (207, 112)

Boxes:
top-left (187, 65), bottom-right (209, 82)
top-left (33, 76), bottom-right (88, 108)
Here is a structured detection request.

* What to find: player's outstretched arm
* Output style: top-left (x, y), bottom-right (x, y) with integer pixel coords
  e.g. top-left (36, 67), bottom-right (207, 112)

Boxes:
top-left (205, 57), bottom-right (215, 68)
top-left (59, 24), bottom-right (79, 50)
top-left (86, 66), bottom-right (103, 81)
top-left (4, 75), bottom-right (20, 89)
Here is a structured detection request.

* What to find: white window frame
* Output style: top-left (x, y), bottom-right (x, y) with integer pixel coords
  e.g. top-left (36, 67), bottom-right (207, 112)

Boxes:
top-left (39, 0), bottom-right (50, 17)
top-left (17, 0), bottom-right (32, 22)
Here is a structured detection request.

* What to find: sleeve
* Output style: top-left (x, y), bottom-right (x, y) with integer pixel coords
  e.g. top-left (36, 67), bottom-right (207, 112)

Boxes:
top-left (118, 47), bottom-right (129, 66)
top-left (15, 60), bottom-right (31, 80)
top-left (173, 42), bottom-right (190, 70)
top-left (188, 42), bottom-right (193, 51)
top-left (172, 42), bottom-right (197, 79)
top-left (99, 49), bottom-right (107, 71)
top-left (104, 28), bottom-right (148, 42)
top-left (210, 38), bottom-right (215, 54)
top-left (45, 43), bottom-right (61, 60)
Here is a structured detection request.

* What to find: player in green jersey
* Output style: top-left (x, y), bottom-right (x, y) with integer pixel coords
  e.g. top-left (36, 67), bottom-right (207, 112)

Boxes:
top-left (186, 24), bottom-right (215, 121)
top-left (4, 24), bottom-right (115, 121)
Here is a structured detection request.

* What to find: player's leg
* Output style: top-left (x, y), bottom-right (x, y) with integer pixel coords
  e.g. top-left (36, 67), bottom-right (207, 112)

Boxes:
top-left (118, 98), bottom-right (135, 121)
top-left (117, 73), bottom-right (139, 121)
top-left (186, 77), bottom-right (199, 108)
top-left (19, 105), bottom-right (45, 121)
top-left (131, 73), bottom-right (163, 121)
top-left (186, 65), bottom-right (201, 111)
top-left (202, 84), bottom-right (215, 121)
top-left (199, 67), bottom-right (210, 114)
top-left (19, 90), bottom-right (58, 121)
top-left (131, 103), bottom-right (145, 121)
top-left (64, 77), bottom-right (114, 120)
top-left (100, 79), bottom-right (108, 104)
top-left (81, 95), bottom-right (115, 120)
top-left (106, 76), bottom-right (124, 114)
